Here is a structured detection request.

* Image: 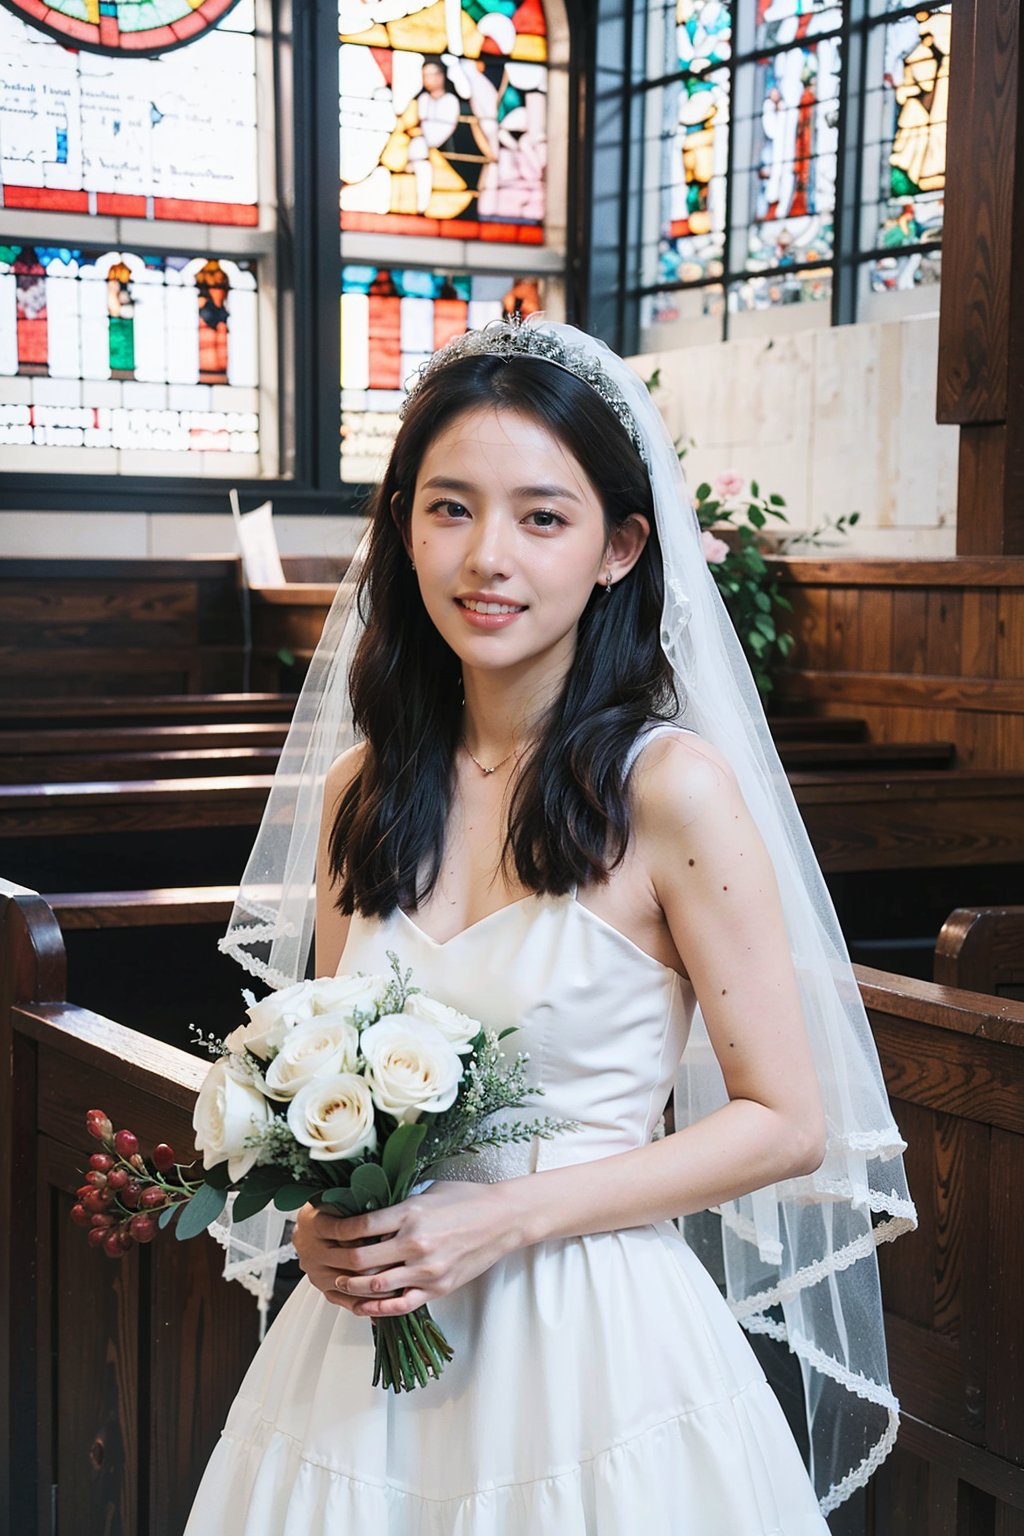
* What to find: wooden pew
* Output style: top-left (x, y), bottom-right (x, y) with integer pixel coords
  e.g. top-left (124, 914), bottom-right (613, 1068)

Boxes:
top-left (856, 965), bottom-right (1024, 1536)
top-left (934, 907), bottom-right (1024, 1000)
top-left (0, 880), bottom-right (259, 1536)
top-left (0, 777), bottom-right (272, 898)
top-left (0, 692), bottom-right (297, 730)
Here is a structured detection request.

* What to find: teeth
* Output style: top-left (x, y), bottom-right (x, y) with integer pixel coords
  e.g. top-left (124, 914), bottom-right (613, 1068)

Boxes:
top-left (460, 599), bottom-right (525, 615)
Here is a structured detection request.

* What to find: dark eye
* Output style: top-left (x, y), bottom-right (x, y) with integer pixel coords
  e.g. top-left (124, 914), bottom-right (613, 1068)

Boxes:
top-left (527, 509), bottom-right (566, 529)
top-left (428, 498), bottom-right (469, 518)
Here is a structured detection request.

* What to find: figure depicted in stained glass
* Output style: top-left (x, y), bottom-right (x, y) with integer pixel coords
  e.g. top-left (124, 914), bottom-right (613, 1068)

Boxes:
top-left (106, 259), bottom-right (136, 379)
top-left (12, 246), bottom-right (47, 374)
top-left (748, 26), bottom-right (839, 272)
top-left (888, 9), bottom-right (949, 199)
top-left (339, 1), bottom-right (547, 240)
top-left (196, 259), bottom-right (230, 385)
top-left (0, 0), bottom-right (245, 57)
top-left (675, 78), bottom-right (722, 240)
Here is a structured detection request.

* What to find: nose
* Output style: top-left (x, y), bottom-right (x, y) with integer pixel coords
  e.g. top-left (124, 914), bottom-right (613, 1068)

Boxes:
top-left (465, 509), bottom-right (515, 582)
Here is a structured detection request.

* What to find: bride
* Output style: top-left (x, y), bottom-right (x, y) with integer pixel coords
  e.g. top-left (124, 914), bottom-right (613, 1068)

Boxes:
top-left (187, 316), bottom-right (915, 1532)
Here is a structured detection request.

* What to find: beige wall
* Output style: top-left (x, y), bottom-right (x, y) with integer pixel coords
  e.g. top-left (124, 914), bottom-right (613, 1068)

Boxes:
top-left (0, 510), bottom-right (367, 561)
top-left (629, 314), bottom-right (959, 558)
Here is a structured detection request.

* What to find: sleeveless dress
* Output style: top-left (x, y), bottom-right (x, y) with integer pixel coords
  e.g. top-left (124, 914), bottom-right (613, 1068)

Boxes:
top-left (185, 725), bottom-right (831, 1535)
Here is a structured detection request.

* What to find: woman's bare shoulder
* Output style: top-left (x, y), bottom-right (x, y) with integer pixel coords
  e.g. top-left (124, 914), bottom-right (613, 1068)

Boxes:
top-left (324, 740), bottom-right (368, 807)
top-left (633, 727), bottom-right (739, 831)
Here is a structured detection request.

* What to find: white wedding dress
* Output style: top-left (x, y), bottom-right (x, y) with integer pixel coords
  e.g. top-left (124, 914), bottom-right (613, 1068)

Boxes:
top-left (186, 727), bottom-right (831, 1535)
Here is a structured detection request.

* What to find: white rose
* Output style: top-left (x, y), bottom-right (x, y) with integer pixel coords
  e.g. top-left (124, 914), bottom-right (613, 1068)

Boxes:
top-left (287, 1072), bottom-right (379, 1162)
top-left (403, 992), bottom-right (482, 1055)
top-left (308, 973), bottom-right (387, 1020)
top-left (240, 980), bottom-right (318, 1060)
top-left (359, 1014), bottom-right (463, 1125)
top-left (263, 1013), bottom-right (361, 1101)
top-left (193, 1056), bottom-right (274, 1182)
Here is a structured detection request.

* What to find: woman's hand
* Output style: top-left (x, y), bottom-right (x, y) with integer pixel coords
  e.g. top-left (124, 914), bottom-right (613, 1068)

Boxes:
top-left (292, 1180), bottom-right (523, 1318)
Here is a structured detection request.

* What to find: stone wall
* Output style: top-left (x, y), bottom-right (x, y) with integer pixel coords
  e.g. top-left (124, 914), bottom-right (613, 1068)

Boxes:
top-left (629, 314), bottom-right (959, 558)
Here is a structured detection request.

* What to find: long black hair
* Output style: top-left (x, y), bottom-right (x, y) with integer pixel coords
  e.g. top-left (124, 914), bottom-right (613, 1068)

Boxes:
top-left (329, 352), bottom-right (678, 916)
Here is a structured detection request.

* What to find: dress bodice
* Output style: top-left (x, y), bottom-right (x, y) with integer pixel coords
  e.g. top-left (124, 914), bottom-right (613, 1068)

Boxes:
top-left (334, 723), bottom-right (697, 1180)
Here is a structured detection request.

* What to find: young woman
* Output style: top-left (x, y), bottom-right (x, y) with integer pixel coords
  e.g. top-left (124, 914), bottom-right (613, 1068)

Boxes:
top-left (191, 317), bottom-right (914, 1533)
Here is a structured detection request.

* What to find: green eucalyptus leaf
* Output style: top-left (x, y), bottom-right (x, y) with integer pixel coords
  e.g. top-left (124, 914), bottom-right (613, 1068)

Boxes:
top-left (321, 1186), bottom-right (362, 1214)
top-left (750, 480), bottom-right (760, 498)
top-left (201, 1159), bottom-right (232, 1191)
top-left (273, 1184), bottom-right (320, 1211)
top-left (351, 1161), bottom-right (392, 1208)
top-left (230, 1181), bottom-right (277, 1223)
top-left (174, 1181), bottom-right (228, 1241)
top-left (695, 482), bottom-right (712, 502)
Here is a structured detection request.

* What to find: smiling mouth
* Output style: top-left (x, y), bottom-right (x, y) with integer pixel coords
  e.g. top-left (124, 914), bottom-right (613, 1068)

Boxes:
top-left (456, 598), bottom-right (528, 615)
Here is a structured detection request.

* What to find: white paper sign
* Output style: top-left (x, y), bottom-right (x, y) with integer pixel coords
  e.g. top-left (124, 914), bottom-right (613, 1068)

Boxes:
top-left (230, 491), bottom-right (287, 587)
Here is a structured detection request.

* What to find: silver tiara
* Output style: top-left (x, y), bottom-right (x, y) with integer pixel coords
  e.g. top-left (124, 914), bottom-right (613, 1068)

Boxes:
top-left (400, 314), bottom-right (652, 470)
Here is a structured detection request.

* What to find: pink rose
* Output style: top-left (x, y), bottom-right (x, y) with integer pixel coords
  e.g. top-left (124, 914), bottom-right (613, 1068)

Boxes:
top-left (715, 469), bottom-right (745, 498)
top-left (701, 530), bottom-right (730, 565)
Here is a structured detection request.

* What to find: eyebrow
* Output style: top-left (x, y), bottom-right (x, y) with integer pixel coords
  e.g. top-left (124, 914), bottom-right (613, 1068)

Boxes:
top-left (420, 476), bottom-right (583, 503)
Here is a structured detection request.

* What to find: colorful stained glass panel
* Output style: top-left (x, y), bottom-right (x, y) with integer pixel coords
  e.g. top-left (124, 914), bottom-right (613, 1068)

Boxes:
top-left (0, 243), bottom-right (259, 461)
top-left (864, 6), bottom-right (948, 257)
top-left (340, 264), bottom-right (543, 481)
top-left (0, 0), bottom-right (245, 56)
top-left (339, 1), bottom-right (547, 243)
top-left (0, 3), bottom-right (258, 224)
top-left (753, 0), bottom-right (842, 51)
top-left (652, 67), bottom-right (730, 285)
top-left (677, 1), bottom-right (731, 72)
top-left (737, 35), bottom-right (841, 277)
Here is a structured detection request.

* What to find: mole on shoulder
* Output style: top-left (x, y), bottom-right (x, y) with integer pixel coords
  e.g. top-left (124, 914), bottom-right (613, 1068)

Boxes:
top-left (688, 858), bottom-right (695, 867)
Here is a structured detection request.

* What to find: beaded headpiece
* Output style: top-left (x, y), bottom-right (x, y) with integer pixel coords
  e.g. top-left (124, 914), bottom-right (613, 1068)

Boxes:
top-left (399, 313), bottom-right (653, 471)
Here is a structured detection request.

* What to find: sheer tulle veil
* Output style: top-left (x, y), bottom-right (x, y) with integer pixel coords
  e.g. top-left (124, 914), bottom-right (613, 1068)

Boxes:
top-left (217, 314), bottom-right (917, 1516)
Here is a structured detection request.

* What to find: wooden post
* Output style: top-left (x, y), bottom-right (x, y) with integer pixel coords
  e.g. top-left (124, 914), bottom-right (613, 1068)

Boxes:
top-left (937, 0), bottom-right (1024, 555)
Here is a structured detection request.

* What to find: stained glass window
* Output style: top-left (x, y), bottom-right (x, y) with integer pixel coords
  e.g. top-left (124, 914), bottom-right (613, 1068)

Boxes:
top-left (0, 244), bottom-right (260, 465)
top-left (340, 264), bottom-right (543, 481)
top-left (863, 3), bottom-right (949, 295)
top-left (339, 0), bottom-right (548, 244)
top-left (640, 0), bottom-right (949, 343)
top-left (0, 0), bottom-right (244, 55)
top-left (0, 1), bottom-right (258, 225)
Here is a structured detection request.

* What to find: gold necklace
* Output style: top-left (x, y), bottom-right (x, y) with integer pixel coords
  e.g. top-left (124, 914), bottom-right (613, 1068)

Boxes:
top-left (463, 741), bottom-right (517, 775)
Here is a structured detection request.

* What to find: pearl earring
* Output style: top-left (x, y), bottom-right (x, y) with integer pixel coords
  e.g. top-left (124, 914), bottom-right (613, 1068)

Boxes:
top-left (604, 569), bottom-right (613, 595)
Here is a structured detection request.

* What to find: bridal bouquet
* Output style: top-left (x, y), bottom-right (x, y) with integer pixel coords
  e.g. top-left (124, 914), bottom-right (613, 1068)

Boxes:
top-left (69, 952), bottom-right (580, 1392)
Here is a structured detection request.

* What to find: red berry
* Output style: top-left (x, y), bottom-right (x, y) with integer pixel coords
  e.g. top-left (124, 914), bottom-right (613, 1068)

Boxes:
top-left (152, 1144), bottom-right (176, 1173)
top-left (129, 1154), bottom-right (146, 1172)
top-left (106, 1168), bottom-right (129, 1190)
top-left (85, 1170), bottom-right (108, 1188)
top-left (86, 1110), bottom-right (113, 1142)
top-left (83, 1188), bottom-right (112, 1214)
top-left (114, 1130), bottom-right (139, 1159)
top-left (102, 1231), bottom-right (127, 1259)
top-left (89, 1153), bottom-right (115, 1173)
top-left (76, 1184), bottom-right (93, 1200)
top-left (139, 1187), bottom-right (166, 1210)
top-left (129, 1214), bottom-right (157, 1244)
top-left (90, 1213), bottom-right (116, 1229)
top-left (69, 1204), bottom-right (90, 1228)
top-left (120, 1181), bottom-right (141, 1209)
top-left (87, 1228), bottom-right (108, 1248)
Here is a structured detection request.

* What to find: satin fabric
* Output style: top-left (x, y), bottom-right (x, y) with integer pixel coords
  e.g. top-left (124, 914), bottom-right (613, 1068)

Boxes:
top-left (186, 848), bottom-right (829, 1533)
